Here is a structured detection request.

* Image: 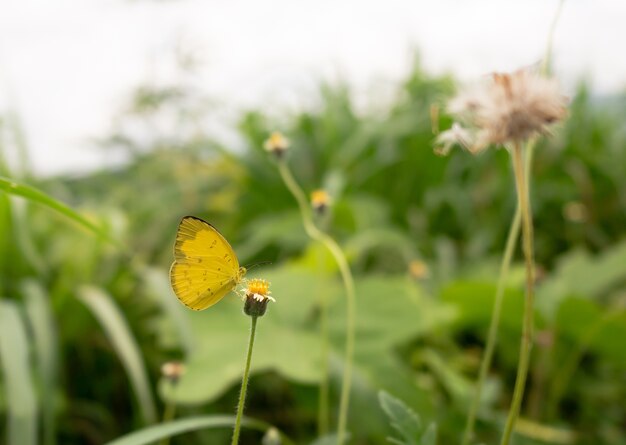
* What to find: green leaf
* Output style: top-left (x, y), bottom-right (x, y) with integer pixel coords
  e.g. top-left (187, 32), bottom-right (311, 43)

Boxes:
top-left (379, 391), bottom-right (421, 445)
top-left (0, 176), bottom-right (119, 247)
top-left (169, 266), bottom-right (327, 404)
top-left (440, 281), bottom-right (525, 331)
top-left (556, 297), bottom-right (626, 367)
top-left (420, 423), bottom-right (437, 445)
top-left (537, 242), bottom-right (626, 318)
top-left (378, 391), bottom-right (438, 445)
top-left (22, 280), bottom-right (58, 445)
top-left (78, 286), bottom-right (157, 424)
top-left (103, 415), bottom-right (285, 445)
top-left (0, 299), bottom-right (37, 445)
top-left (173, 266), bottom-right (452, 414)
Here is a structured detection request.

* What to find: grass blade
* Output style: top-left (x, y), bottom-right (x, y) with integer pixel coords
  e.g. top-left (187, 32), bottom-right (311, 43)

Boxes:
top-left (0, 299), bottom-right (37, 445)
top-left (22, 280), bottom-right (58, 445)
top-left (0, 176), bottom-right (119, 246)
top-left (103, 415), bottom-right (289, 445)
top-left (78, 286), bottom-right (157, 425)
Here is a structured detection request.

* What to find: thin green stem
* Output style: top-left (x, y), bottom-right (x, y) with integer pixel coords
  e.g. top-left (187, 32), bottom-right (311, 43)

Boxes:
top-left (318, 247), bottom-right (331, 436)
top-left (277, 160), bottom-right (356, 445)
top-left (231, 316), bottom-right (259, 445)
top-left (500, 142), bottom-right (536, 445)
top-left (462, 145), bottom-right (535, 444)
top-left (461, 204), bottom-right (520, 445)
top-left (159, 394), bottom-right (177, 445)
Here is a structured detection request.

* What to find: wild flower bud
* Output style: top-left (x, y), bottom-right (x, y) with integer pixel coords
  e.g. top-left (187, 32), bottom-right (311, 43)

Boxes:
top-left (243, 278), bottom-right (275, 317)
top-left (262, 427), bottom-right (282, 445)
top-left (408, 260), bottom-right (430, 280)
top-left (563, 201), bottom-right (587, 223)
top-left (263, 132), bottom-right (290, 159)
top-left (161, 361), bottom-right (186, 385)
top-left (310, 189), bottom-right (331, 215)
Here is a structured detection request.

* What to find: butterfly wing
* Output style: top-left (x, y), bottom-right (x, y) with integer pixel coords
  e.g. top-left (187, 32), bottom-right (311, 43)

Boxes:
top-left (170, 216), bottom-right (242, 311)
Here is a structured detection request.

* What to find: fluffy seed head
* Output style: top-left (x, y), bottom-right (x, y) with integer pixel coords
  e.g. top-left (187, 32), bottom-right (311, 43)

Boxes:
top-left (442, 68), bottom-right (567, 153)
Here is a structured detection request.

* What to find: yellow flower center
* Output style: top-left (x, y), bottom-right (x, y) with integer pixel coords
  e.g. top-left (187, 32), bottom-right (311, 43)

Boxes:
top-left (247, 278), bottom-right (270, 297)
top-left (264, 132), bottom-right (289, 152)
top-left (311, 189), bottom-right (330, 208)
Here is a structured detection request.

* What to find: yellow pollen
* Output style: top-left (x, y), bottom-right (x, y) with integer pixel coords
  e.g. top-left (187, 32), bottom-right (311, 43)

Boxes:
top-left (247, 278), bottom-right (270, 297)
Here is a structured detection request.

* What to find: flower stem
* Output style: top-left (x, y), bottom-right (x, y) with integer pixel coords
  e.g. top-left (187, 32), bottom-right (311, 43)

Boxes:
top-left (500, 142), bottom-right (536, 445)
top-left (461, 203), bottom-right (520, 445)
top-left (277, 160), bottom-right (356, 445)
top-left (318, 244), bottom-right (331, 436)
top-left (462, 2), bottom-right (565, 441)
top-left (231, 315), bottom-right (259, 445)
top-left (159, 398), bottom-right (177, 445)
top-left (461, 144), bottom-right (535, 444)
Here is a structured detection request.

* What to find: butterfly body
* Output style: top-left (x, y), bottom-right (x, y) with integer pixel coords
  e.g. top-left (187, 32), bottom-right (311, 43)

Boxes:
top-left (170, 216), bottom-right (246, 311)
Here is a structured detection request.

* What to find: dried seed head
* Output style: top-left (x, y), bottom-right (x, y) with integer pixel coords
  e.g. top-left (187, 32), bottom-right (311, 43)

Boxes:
top-left (444, 68), bottom-right (567, 153)
top-left (434, 123), bottom-right (473, 156)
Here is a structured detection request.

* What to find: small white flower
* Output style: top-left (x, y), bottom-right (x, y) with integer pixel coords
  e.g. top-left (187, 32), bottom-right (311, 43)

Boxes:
top-left (253, 293), bottom-right (275, 303)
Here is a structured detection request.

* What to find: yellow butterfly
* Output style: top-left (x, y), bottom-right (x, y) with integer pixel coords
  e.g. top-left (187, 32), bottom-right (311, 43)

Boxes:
top-left (170, 216), bottom-right (246, 311)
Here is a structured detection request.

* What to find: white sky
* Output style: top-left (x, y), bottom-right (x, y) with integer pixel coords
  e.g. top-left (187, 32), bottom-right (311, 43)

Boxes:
top-left (0, 0), bottom-right (624, 176)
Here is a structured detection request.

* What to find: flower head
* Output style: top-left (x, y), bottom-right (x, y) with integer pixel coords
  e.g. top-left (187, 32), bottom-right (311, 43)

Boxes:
top-left (264, 132), bottom-right (290, 158)
top-left (563, 201), bottom-right (587, 223)
top-left (443, 67), bottom-right (567, 153)
top-left (161, 361), bottom-right (186, 384)
top-left (262, 427), bottom-right (282, 445)
top-left (310, 189), bottom-right (331, 214)
top-left (242, 278), bottom-right (275, 317)
top-left (408, 260), bottom-right (430, 280)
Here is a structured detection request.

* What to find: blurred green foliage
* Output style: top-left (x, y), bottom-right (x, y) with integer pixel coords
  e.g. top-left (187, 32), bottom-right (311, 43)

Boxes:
top-left (0, 59), bottom-right (625, 445)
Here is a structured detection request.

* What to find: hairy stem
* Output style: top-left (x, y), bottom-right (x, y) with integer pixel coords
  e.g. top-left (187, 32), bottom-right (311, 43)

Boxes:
top-left (159, 394), bottom-right (177, 445)
top-left (231, 316), bottom-right (259, 445)
top-left (500, 142), bottom-right (536, 445)
top-left (461, 204), bottom-right (520, 445)
top-left (318, 245), bottom-right (331, 436)
top-left (278, 160), bottom-right (356, 445)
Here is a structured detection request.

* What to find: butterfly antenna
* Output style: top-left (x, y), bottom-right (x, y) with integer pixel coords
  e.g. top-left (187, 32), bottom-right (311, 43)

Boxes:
top-left (244, 261), bottom-right (273, 271)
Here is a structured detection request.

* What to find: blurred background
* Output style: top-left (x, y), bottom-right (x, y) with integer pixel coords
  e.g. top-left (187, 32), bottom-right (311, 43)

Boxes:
top-left (1, 1), bottom-right (625, 444)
